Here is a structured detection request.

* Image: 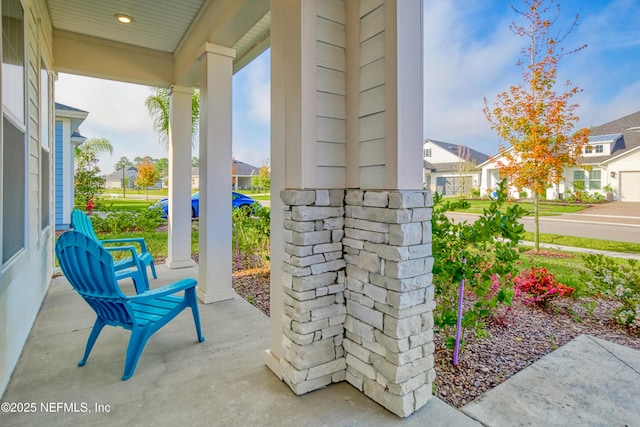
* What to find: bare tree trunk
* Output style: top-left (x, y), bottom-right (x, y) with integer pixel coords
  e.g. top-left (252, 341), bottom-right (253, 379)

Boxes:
top-left (534, 191), bottom-right (540, 251)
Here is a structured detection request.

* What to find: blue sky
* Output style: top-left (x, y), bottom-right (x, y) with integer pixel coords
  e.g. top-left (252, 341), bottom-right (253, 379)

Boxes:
top-left (55, 0), bottom-right (640, 175)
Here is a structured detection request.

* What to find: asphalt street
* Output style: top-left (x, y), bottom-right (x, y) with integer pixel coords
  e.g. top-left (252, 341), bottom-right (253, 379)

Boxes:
top-left (446, 202), bottom-right (640, 244)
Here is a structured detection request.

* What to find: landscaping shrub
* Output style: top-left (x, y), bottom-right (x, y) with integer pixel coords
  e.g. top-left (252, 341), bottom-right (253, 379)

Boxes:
top-left (90, 206), bottom-right (164, 233)
top-left (513, 267), bottom-right (574, 305)
top-left (432, 179), bottom-right (527, 348)
top-left (232, 203), bottom-right (270, 269)
top-left (581, 254), bottom-right (640, 331)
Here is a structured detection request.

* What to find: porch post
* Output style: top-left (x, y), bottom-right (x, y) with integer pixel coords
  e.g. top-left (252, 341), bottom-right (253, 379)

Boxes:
top-left (269, 0), bottom-right (432, 419)
top-left (166, 85), bottom-right (196, 269)
top-left (197, 43), bottom-right (236, 303)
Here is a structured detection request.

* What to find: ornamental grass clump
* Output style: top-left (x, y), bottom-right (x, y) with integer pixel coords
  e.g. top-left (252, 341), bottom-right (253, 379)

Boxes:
top-left (513, 267), bottom-right (574, 305)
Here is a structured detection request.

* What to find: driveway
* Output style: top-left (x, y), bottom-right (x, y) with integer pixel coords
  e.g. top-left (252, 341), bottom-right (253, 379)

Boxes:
top-left (562, 202), bottom-right (640, 225)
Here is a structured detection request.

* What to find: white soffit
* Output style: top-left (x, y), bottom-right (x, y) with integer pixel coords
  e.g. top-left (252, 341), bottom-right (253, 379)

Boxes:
top-left (47, 0), bottom-right (206, 53)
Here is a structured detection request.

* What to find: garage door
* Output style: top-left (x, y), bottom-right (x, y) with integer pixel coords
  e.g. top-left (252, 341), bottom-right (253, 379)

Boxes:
top-left (620, 171), bottom-right (640, 202)
top-left (435, 176), bottom-right (472, 196)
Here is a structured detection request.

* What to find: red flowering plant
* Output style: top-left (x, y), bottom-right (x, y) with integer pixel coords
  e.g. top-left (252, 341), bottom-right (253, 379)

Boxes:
top-left (513, 267), bottom-right (574, 305)
top-left (86, 198), bottom-right (95, 215)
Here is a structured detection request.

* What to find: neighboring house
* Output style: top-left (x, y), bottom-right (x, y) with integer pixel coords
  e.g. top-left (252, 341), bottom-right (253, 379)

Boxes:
top-left (191, 159), bottom-right (259, 190)
top-left (54, 103), bottom-right (88, 230)
top-left (104, 166), bottom-right (139, 189)
top-left (105, 166), bottom-right (163, 190)
top-left (233, 159), bottom-right (260, 190)
top-left (423, 139), bottom-right (489, 196)
top-left (479, 111), bottom-right (640, 201)
top-left (191, 166), bottom-right (200, 189)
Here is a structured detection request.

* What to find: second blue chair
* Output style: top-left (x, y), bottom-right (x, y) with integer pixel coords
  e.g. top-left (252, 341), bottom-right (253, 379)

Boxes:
top-left (71, 209), bottom-right (156, 293)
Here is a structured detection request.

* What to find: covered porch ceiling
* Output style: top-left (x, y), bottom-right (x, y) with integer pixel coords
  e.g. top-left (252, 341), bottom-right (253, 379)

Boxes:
top-left (48, 0), bottom-right (271, 87)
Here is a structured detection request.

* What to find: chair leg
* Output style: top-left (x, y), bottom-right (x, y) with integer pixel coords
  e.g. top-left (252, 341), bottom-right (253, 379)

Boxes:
top-left (149, 261), bottom-right (157, 279)
top-left (187, 288), bottom-right (205, 342)
top-left (79, 318), bottom-right (106, 367)
top-left (122, 327), bottom-right (151, 381)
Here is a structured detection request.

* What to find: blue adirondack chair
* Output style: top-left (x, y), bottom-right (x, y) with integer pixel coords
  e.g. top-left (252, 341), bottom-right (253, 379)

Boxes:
top-left (71, 209), bottom-right (157, 293)
top-left (55, 230), bottom-right (204, 380)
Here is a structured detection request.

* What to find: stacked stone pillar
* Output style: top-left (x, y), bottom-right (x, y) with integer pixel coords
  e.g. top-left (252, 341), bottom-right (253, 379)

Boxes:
top-left (280, 189), bottom-right (347, 394)
top-left (279, 188), bottom-right (435, 418)
top-left (342, 190), bottom-right (435, 417)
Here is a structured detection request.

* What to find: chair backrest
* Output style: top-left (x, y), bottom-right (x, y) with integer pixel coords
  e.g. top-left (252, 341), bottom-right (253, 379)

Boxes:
top-left (55, 231), bottom-right (133, 327)
top-left (71, 209), bottom-right (100, 242)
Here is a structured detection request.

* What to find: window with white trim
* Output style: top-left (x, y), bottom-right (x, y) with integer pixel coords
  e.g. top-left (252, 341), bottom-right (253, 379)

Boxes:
top-left (572, 170), bottom-right (585, 188)
top-left (423, 148), bottom-right (431, 158)
top-left (2, 0), bottom-right (26, 264)
top-left (589, 169), bottom-right (601, 190)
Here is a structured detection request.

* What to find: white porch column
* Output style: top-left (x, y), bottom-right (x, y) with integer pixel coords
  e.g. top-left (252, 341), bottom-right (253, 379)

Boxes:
top-left (197, 43), bottom-right (236, 303)
top-left (166, 85), bottom-right (196, 269)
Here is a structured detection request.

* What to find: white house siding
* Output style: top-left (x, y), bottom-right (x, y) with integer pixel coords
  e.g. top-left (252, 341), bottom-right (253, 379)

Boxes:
top-left (316, 0), bottom-right (347, 188)
top-left (0, 0), bottom-right (54, 395)
top-left (358, 1), bottom-right (385, 188)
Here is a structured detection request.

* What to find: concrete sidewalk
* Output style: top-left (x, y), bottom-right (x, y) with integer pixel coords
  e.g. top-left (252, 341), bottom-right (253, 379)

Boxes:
top-left (2, 265), bottom-right (639, 426)
top-left (462, 335), bottom-right (640, 426)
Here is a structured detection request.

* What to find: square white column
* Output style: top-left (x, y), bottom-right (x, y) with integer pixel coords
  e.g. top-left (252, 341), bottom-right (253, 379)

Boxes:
top-left (197, 43), bottom-right (236, 303)
top-left (166, 85), bottom-right (196, 269)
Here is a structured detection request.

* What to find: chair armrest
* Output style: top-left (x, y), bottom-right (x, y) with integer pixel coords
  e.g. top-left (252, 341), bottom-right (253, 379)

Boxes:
top-left (103, 245), bottom-right (141, 264)
top-left (101, 237), bottom-right (149, 253)
top-left (127, 279), bottom-right (197, 302)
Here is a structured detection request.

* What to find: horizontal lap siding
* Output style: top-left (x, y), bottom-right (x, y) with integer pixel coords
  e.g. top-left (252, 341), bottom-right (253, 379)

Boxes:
top-left (28, 10), bottom-right (40, 238)
top-left (359, 4), bottom-right (385, 188)
top-left (317, 1), bottom-right (346, 187)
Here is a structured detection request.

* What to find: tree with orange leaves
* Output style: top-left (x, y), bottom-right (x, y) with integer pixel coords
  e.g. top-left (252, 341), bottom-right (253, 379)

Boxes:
top-left (135, 161), bottom-right (160, 200)
top-left (484, 0), bottom-right (590, 251)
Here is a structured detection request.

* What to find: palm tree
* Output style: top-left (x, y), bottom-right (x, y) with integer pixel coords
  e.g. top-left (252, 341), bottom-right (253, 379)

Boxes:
top-left (145, 88), bottom-right (200, 150)
top-left (74, 137), bottom-right (113, 160)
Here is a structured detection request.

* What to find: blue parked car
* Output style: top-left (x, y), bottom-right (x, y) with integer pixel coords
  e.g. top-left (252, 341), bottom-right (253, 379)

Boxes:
top-left (153, 191), bottom-right (257, 218)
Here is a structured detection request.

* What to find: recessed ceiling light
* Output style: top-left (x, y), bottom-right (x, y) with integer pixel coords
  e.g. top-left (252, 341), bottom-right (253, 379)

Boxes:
top-left (115, 14), bottom-right (133, 24)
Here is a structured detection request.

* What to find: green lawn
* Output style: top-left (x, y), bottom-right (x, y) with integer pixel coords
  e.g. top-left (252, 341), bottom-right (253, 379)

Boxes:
top-left (97, 198), bottom-right (158, 212)
top-left (103, 188), bottom-right (169, 197)
top-left (447, 199), bottom-right (588, 216)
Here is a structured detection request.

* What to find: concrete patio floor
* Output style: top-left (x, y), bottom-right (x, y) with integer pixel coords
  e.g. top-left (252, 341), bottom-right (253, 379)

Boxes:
top-left (0, 265), bottom-right (477, 427)
top-left (3, 264), bottom-right (639, 426)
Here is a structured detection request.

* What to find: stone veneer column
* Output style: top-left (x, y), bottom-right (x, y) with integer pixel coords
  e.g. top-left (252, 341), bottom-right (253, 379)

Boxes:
top-left (280, 189), bottom-right (348, 395)
top-left (343, 190), bottom-right (435, 417)
top-left (279, 188), bottom-right (435, 418)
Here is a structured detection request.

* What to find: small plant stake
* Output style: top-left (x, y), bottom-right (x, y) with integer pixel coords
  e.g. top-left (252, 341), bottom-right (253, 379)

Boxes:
top-left (453, 259), bottom-right (466, 366)
top-left (233, 223), bottom-right (241, 270)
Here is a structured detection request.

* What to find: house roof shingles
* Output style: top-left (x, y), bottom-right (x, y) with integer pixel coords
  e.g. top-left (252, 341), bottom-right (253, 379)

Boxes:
top-left (192, 160), bottom-right (260, 177)
top-left (579, 110), bottom-right (640, 165)
top-left (427, 139), bottom-right (489, 165)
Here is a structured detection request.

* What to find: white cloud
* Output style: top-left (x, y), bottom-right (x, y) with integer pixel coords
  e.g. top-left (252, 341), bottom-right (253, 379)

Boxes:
top-left (423, 1), bottom-right (522, 152)
top-left (244, 53), bottom-right (271, 123)
top-left (55, 74), bottom-right (168, 174)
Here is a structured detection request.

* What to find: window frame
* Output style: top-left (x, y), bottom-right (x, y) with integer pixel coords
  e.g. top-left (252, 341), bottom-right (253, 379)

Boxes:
top-left (1, 0), bottom-right (28, 269)
top-left (572, 169), bottom-right (585, 188)
top-left (40, 55), bottom-right (52, 231)
top-left (588, 169), bottom-right (602, 191)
